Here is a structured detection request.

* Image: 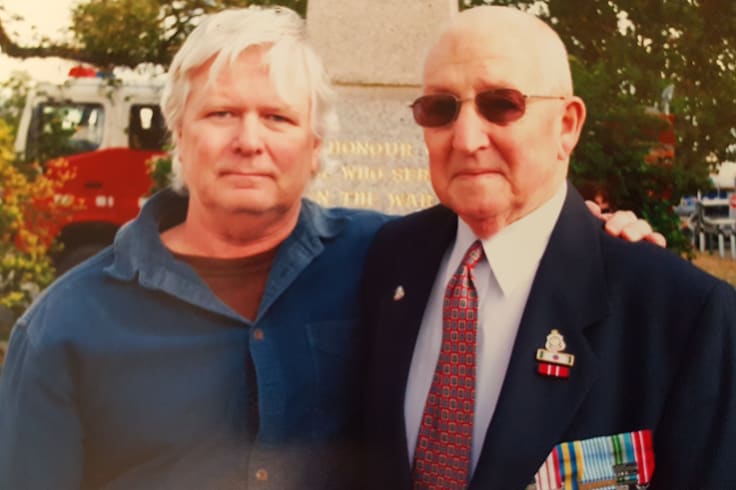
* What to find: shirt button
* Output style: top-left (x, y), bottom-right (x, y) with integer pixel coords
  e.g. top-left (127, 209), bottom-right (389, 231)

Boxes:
top-left (255, 468), bottom-right (268, 481)
top-left (253, 328), bottom-right (264, 341)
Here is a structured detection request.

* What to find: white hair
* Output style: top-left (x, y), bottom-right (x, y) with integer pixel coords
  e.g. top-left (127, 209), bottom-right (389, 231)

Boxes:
top-left (161, 6), bottom-right (338, 192)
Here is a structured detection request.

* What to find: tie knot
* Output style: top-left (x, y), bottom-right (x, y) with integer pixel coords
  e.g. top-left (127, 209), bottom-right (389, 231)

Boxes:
top-left (462, 241), bottom-right (484, 270)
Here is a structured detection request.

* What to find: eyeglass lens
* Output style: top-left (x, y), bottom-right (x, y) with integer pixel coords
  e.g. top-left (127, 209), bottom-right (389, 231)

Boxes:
top-left (411, 89), bottom-right (528, 127)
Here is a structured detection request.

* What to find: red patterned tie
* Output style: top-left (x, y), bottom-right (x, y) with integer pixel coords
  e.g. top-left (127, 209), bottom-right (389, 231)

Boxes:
top-left (412, 241), bottom-right (485, 490)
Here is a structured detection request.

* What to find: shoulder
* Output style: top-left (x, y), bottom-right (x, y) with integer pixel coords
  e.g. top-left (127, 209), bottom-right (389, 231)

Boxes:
top-left (362, 205), bottom-right (457, 284)
top-left (301, 199), bottom-right (394, 239)
top-left (556, 188), bottom-right (726, 305)
top-left (598, 231), bottom-right (731, 309)
top-left (370, 205), bottom-right (455, 250)
top-left (600, 231), bottom-right (736, 328)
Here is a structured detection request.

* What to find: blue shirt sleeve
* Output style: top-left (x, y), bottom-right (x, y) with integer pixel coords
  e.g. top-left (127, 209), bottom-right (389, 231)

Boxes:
top-left (0, 312), bottom-right (83, 489)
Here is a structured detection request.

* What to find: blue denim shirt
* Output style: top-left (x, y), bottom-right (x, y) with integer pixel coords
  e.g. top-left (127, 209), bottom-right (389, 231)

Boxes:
top-left (0, 189), bottom-right (391, 490)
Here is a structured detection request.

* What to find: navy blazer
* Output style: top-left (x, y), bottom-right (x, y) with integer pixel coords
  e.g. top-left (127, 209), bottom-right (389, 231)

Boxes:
top-left (360, 185), bottom-right (736, 489)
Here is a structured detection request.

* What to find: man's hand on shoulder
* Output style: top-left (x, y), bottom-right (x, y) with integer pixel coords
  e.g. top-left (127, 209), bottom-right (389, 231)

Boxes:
top-left (585, 201), bottom-right (667, 248)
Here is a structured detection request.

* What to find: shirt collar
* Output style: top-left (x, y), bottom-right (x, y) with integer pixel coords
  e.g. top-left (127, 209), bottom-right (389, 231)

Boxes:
top-left (451, 181), bottom-right (567, 296)
top-left (105, 188), bottom-right (345, 283)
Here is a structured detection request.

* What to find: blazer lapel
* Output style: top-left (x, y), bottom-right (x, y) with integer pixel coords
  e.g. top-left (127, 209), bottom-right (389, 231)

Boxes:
top-left (371, 205), bottom-right (458, 485)
top-left (390, 205), bottom-right (459, 381)
top-left (470, 187), bottom-right (609, 489)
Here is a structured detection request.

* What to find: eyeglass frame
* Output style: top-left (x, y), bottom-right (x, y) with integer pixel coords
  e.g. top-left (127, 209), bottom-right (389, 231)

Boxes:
top-left (409, 88), bottom-right (567, 128)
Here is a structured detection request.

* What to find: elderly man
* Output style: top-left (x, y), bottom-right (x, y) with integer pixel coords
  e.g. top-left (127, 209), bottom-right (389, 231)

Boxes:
top-left (0, 6), bottom-right (662, 490)
top-left (361, 6), bottom-right (736, 490)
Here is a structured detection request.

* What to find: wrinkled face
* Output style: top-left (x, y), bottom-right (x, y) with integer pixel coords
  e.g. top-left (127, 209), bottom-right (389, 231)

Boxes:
top-left (422, 28), bottom-right (570, 233)
top-left (177, 47), bottom-right (320, 220)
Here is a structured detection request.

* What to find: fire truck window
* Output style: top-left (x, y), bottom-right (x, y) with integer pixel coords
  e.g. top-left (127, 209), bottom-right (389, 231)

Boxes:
top-left (27, 103), bottom-right (105, 162)
top-left (129, 105), bottom-right (167, 150)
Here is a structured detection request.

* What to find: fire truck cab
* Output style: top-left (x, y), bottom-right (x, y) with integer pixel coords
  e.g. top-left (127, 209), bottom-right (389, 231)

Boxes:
top-left (14, 68), bottom-right (168, 273)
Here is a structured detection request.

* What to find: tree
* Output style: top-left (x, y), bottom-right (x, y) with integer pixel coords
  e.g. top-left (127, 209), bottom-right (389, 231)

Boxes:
top-left (0, 0), bottom-right (307, 70)
top-left (0, 152), bottom-right (82, 336)
top-left (570, 58), bottom-right (691, 252)
top-left (463, 0), bottom-right (736, 252)
top-left (0, 72), bottom-right (30, 139)
top-left (0, 76), bottom-right (81, 336)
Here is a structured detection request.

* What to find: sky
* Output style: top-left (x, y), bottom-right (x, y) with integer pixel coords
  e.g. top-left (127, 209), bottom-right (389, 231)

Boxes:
top-left (0, 0), bottom-right (77, 83)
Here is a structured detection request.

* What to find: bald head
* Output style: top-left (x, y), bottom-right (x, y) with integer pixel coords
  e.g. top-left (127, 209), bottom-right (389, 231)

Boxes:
top-left (425, 6), bottom-right (573, 96)
top-left (418, 5), bottom-right (586, 238)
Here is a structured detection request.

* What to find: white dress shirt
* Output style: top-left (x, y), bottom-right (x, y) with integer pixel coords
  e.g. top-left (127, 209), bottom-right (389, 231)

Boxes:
top-left (404, 182), bottom-right (568, 474)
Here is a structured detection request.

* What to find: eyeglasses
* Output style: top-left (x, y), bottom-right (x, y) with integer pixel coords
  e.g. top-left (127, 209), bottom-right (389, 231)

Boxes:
top-left (409, 88), bottom-right (565, 128)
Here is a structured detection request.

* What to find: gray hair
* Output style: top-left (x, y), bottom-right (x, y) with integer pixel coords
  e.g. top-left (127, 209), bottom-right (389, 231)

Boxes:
top-left (161, 6), bottom-right (337, 192)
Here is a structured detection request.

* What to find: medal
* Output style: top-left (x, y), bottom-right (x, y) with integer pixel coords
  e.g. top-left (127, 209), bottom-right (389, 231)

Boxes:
top-left (536, 329), bottom-right (575, 379)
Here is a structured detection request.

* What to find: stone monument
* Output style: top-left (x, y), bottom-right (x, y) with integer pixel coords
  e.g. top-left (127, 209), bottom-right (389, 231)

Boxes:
top-left (305, 0), bottom-right (458, 213)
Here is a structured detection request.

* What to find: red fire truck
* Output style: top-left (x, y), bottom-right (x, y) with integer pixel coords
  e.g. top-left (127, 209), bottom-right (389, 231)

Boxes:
top-left (13, 69), bottom-right (168, 273)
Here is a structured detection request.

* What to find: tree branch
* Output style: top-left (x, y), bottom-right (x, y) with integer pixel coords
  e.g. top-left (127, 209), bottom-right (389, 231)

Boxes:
top-left (0, 19), bottom-right (83, 63)
top-left (0, 18), bottom-right (160, 68)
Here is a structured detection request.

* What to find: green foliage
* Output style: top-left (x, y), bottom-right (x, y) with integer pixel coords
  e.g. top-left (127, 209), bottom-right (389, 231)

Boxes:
top-left (461, 0), bottom-right (736, 253)
top-left (147, 154), bottom-right (173, 195)
top-left (0, 120), bottom-right (14, 164)
top-left (0, 73), bottom-right (30, 141)
top-left (568, 58), bottom-right (693, 254)
top-left (68, 0), bottom-right (307, 69)
top-left (0, 154), bottom-right (69, 333)
top-left (27, 107), bottom-right (79, 164)
top-left (1, 1), bottom-right (307, 69)
top-left (0, 76), bottom-right (80, 334)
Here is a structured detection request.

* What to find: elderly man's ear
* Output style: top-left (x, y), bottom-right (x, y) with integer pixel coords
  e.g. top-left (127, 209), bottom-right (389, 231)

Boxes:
top-left (557, 97), bottom-right (586, 160)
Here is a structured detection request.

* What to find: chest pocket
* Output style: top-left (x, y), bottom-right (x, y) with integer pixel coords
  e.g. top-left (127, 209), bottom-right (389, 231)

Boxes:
top-left (306, 319), bottom-right (365, 435)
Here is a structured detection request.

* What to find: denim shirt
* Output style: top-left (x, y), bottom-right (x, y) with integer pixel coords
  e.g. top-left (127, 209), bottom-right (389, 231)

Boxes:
top-left (0, 189), bottom-right (391, 490)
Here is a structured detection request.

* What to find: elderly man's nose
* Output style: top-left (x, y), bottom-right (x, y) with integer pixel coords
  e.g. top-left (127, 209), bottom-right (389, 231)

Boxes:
top-left (234, 115), bottom-right (264, 153)
top-left (451, 103), bottom-right (490, 153)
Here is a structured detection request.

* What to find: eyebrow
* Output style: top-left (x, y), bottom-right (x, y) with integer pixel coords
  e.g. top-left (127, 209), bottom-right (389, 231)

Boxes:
top-left (202, 93), bottom-right (298, 112)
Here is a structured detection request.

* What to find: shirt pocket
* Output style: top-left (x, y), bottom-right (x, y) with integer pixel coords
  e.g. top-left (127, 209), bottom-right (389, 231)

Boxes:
top-left (305, 319), bottom-right (365, 435)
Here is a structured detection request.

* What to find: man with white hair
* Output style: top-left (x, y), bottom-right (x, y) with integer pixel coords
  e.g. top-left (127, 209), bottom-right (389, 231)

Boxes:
top-left (0, 7), bottom-right (387, 489)
top-left (0, 5), bottom-right (663, 490)
top-left (361, 5), bottom-right (736, 490)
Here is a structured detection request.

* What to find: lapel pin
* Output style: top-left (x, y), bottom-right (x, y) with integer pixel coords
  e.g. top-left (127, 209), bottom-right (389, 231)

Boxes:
top-left (393, 285), bottom-right (405, 301)
top-left (536, 329), bottom-right (575, 379)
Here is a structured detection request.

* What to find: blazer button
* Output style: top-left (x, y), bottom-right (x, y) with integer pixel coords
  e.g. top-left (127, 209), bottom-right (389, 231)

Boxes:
top-left (255, 468), bottom-right (268, 481)
top-left (253, 328), bottom-right (264, 341)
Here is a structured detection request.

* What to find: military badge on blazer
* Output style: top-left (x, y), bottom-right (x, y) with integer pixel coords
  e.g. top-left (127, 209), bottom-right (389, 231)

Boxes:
top-left (536, 329), bottom-right (575, 378)
top-left (527, 430), bottom-right (655, 490)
